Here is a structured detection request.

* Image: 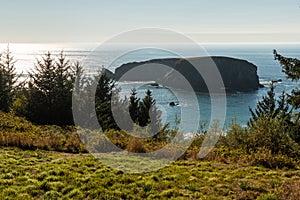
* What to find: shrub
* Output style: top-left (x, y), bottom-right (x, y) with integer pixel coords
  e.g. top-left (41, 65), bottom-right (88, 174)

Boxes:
top-left (126, 137), bottom-right (147, 153)
top-left (246, 116), bottom-right (300, 157)
top-left (0, 112), bottom-right (86, 153)
top-left (225, 123), bottom-right (248, 151)
top-left (248, 148), bottom-right (297, 169)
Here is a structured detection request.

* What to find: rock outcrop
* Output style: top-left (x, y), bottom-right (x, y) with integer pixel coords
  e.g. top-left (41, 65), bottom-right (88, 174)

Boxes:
top-left (112, 56), bottom-right (262, 92)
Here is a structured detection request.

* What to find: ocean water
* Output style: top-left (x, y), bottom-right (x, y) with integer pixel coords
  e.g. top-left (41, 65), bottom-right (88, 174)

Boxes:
top-left (1, 43), bottom-right (299, 132)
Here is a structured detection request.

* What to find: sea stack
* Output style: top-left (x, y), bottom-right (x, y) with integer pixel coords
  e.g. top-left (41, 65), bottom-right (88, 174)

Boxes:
top-left (113, 56), bottom-right (262, 92)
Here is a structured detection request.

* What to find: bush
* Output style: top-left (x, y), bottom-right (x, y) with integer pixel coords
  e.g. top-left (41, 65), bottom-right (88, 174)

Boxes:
top-left (246, 116), bottom-right (300, 157)
top-left (126, 137), bottom-right (147, 153)
top-left (224, 123), bottom-right (248, 150)
top-left (248, 148), bottom-right (297, 169)
top-left (0, 112), bottom-right (86, 153)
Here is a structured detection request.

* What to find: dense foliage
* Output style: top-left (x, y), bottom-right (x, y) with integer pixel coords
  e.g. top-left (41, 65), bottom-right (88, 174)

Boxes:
top-left (128, 89), bottom-right (162, 134)
top-left (25, 52), bottom-right (76, 125)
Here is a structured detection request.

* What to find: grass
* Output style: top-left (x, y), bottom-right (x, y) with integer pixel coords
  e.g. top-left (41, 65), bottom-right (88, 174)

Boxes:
top-left (1, 147), bottom-right (300, 199)
top-left (1, 112), bottom-right (300, 199)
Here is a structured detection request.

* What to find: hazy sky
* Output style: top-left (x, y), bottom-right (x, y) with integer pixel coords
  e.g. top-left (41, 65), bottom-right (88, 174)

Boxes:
top-left (1, 0), bottom-right (300, 43)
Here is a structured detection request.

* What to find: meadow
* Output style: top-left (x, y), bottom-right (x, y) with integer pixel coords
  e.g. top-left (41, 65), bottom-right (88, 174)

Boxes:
top-left (1, 147), bottom-right (300, 200)
top-left (1, 112), bottom-right (300, 200)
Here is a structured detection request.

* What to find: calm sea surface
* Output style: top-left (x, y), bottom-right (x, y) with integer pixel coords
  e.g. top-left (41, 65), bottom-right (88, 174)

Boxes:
top-left (1, 43), bottom-right (299, 132)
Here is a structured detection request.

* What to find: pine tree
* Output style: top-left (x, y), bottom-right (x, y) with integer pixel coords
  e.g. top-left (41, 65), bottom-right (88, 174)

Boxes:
top-left (249, 83), bottom-right (276, 123)
top-left (72, 65), bottom-right (99, 129)
top-left (249, 82), bottom-right (291, 126)
top-left (27, 51), bottom-right (75, 125)
top-left (0, 47), bottom-right (20, 112)
top-left (274, 50), bottom-right (300, 142)
top-left (129, 88), bottom-right (140, 124)
top-left (73, 61), bottom-right (84, 95)
top-left (274, 50), bottom-right (300, 113)
top-left (138, 89), bottom-right (162, 134)
top-left (95, 73), bottom-right (120, 131)
top-left (52, 51), bottom-right (75, 125)
top-left (249, 50), bottom-right (300, 144)
top-left (139, 89), bottom-right (154, 127)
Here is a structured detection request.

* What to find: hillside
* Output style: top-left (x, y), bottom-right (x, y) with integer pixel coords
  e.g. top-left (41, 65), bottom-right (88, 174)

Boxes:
top-left (1, 147), bottom-right (300, 200)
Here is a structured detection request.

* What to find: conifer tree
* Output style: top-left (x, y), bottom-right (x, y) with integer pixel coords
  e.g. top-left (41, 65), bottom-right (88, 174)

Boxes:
top-left (274, 50), bottom-right (300, 142)
top-left (138, 89), bottom-right (161, 133)
top-left (0, 47), bottom-right (20, 112)
top-left (249, 50), bottom-right (299, 144)
top-left (95, 73), bottom-right (120, 131)
top-left (27, 51), bottom-right (75, 125)
top-left (129, 88), bottom-right (140, 124)
top-left (249, 82), bottom-right (291, 126)
top-left (139, 89), bottom-right (154, 126)
top-left (274, 50), bottom-right (300, 115)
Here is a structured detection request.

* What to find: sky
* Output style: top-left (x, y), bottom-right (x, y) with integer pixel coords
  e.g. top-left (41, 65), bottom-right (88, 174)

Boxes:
top-left (0, 0), bottom-right (300, 43)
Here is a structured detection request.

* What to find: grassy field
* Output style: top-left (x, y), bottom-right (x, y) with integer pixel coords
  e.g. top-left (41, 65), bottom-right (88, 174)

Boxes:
top-left (1, 147), bottom-right (300, 200)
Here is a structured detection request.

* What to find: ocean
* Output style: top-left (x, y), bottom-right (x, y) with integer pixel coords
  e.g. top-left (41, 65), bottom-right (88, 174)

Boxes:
top-left (1, 43), bottom-right (299, 132)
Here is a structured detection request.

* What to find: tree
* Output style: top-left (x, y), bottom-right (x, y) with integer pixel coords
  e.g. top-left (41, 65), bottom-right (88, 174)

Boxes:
top-left (249, 82), bottom-right (291, 126)
top-left (129, 88), bottom-right (140, 124)
top-left (138, 89), bottom-right (162, 134)
top-left (0, 47), bottom-right (20, 112)
top-left (95, 73), bottom-right (120, 131)
top-left (274, 50), bottom-right (300, 142)
top-left (27, 51), bottom-right (75, 125)
top-left (139, 89), bottom-right (154, 127)
top-left (249, 50), bottom-right (300, 139)
top-left (274, 50), bottom-right (300, 112)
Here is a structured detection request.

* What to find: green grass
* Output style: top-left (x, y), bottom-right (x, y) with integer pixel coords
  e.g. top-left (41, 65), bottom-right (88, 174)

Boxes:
top-left (1, 112), bottom-right (300, 199)
top-left (1, 147), bottom-right (300, 200)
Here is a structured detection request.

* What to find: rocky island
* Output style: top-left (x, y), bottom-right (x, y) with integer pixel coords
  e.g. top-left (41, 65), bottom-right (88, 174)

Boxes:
top-left (106, 56), bottom-right (263, 92)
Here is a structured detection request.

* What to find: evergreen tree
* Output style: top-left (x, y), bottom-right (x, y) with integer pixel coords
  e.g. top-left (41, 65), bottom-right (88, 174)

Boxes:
top-left (274, 50), bottom-right (300, 142)
top-left (72, 67), bottom-right (98, 129)
top-left (138, 89), bottom-right (162, 134)
top-left (249, 50), bottom-right (300, 144)
top-left (53, 51), bottom-right (75, 125)
top-left (95, 73), bottom-right (120, 131)
top-left (129, 88), bottom-right (140, 123)
top-left (73, 61), bottom-right (84, 95)
top-left (0, 47), bottom-right (20, 112)
top-left (249, 82), bottom-right (291, 126)
top-left (274, 50), bottom-right (300, 114)
top-left (27, 51), bottom-right (75, 125)
top-left (139, 89), bottom-right (154, 127)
